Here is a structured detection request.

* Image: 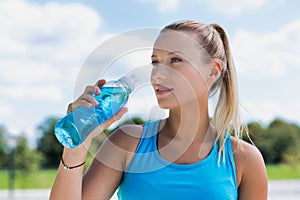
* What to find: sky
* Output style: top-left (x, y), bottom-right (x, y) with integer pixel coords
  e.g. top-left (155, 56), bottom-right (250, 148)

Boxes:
top-left (1, 0), bottom-right (300, 145)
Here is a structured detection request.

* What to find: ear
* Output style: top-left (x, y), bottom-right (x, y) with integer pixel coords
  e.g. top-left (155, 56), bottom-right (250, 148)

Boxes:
top-left (207, 59), bottom-right (222, 85)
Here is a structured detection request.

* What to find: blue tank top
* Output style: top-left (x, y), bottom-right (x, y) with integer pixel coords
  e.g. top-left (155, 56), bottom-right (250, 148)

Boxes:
top-left (117, 120), bottom-right (238, 200)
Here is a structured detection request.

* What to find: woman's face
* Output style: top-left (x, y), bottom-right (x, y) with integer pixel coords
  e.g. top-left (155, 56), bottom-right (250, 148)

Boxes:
top-left (151, 30), bottom-right (215, 110)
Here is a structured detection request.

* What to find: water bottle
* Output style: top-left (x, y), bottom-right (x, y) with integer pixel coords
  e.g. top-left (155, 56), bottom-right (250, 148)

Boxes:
top-left (54, 75), bottom-right (136, 148)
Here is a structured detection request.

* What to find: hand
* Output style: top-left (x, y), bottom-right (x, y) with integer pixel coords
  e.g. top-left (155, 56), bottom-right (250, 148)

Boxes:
top-left (67, 79), bottom-right (105, 114)
top-left (67, 79), bottom-right (128, 144)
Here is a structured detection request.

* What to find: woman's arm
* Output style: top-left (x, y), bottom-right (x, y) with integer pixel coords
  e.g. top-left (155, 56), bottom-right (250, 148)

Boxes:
top-left (49, 80), bottom-right (129, 200)
top-left (82, 124), bottom-right (143, 199)
top-left (49, 109), bottom-right (128, 200)
top-left (234, 140), bottom-right (268, 200)
top-left (49, 143), bottom-right (89, 200)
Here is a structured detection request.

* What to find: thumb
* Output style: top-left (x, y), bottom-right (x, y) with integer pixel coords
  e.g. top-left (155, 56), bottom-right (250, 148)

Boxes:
top-left (89, 107), bottom-right (129, 138)
top-left (101, 107), bottom-right (129, 128)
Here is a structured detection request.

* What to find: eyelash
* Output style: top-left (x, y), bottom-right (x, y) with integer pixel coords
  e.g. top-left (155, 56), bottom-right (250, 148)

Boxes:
top-left (151, 57), bottom-right (182, 65)
top-left (171, 57), bottom-right (182, 63)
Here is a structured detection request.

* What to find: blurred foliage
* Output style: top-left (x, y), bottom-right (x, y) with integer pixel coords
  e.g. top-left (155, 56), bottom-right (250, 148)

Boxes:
top-left (14, 135), bottom-right (42, 170)
top-left (36, 116), bottom-right (63, 169)
top-left (36, 115), bottom-right (147, 170)
top-left (1, 116), bottom-right (299, 170)
top-left (246, 118), bottom-right (300, 164)
top-left (0, 125), bottom-right (9, 168)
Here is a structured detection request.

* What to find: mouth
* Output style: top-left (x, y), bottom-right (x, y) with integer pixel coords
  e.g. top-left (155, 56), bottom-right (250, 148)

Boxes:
top-left (155, 84), bottom-right (174, 95)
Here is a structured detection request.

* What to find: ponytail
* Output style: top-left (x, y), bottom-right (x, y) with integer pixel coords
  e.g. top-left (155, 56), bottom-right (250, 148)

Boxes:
top-left (211, 24), bottom-right (246, 162)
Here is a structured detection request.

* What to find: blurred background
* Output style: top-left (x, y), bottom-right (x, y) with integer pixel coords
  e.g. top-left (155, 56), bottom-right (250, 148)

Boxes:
top-left (0, 0), bottom-right (300, 199)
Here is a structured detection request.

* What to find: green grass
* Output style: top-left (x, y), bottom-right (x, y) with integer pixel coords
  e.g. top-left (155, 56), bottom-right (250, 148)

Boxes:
top-left (0, 164), bottom-right (299, 189)
top-left (267, 164), bottom-right (300, 180)
top-left (0, 169), bottom-right (57, 189)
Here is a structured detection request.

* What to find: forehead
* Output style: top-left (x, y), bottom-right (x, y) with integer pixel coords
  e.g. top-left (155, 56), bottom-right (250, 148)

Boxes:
top-left (153, 30), bottom-right (211, 63)
top-left (153, 30), bottom-right (199, 52)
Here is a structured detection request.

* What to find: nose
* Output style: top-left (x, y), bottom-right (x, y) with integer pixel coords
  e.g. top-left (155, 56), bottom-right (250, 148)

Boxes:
top-left (151, 64), bottom-right (168, 82)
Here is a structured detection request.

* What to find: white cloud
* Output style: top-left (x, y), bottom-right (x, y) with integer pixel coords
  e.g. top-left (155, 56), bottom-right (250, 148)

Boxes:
top-left (232, 19), bottom-right (300, 125)
top-left (2, 85), bottom-right (63, 102)
top-left (0, 60), bottom-right (61, 85)
top-left (158, 0), bottom-right (180, 12)
top-left (0, 102), bottom-right (14, 118)
top-left (199, 0), bottom-right (270, 15)
top-left (0, 0), bottom-right (102, 61)
top-left (0, 0), bottom-right (105, 101)
top-left (73, 29), bottom-right (158, 98)
top-left (0, 1), bottom-right (162, 139)
top-left (242, 99), bottom-right (300, 125)
top-left (135, 0), bottom-right (271, 14)
top-left (135, 0), bottom-right (180, 13)
top-left (0, 0), bottom-right (106, 138)
top-left (232, 19), bottom-right (300, 78)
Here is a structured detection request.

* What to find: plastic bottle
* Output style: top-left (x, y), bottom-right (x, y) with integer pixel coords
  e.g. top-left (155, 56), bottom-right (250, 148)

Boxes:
top-left (54, 75), bottom-right (136, 148)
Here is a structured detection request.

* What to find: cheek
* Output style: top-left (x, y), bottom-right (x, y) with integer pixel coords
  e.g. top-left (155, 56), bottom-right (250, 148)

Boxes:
top-left (174, 70), bottom-right (210, 103)
top-left (179, 67), bottom-right (209, 89)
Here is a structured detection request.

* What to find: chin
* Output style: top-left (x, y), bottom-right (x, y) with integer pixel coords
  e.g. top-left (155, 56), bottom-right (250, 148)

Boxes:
top-left (157, 99), bottom-right (178, 110)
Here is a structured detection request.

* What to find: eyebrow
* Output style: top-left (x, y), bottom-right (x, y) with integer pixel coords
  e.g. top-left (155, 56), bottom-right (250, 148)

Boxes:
top-left (151, 51), bottom-right (184, 58)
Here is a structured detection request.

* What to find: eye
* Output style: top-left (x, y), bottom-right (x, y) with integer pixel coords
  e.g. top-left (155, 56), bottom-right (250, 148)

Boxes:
top-left (170, 57), bottom-right (182, 63)
top-left (151, 60), bottom-right (159, 65)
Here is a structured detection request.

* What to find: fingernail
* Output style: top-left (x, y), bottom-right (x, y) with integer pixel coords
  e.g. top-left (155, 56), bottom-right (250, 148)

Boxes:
top-left (95, 87), bottom-right (100, 95)
top-left (98, 79), bottom-right (106, 86)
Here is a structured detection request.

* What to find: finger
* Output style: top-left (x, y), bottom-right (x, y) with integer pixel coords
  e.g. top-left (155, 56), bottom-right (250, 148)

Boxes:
top-left (72, 95), bottom-right (97, 110)
top-left (96, 79), bottom-right (106, 87)
top-left (66, 100), bottom-right (94, 114)
top-left (78, 93), bottom-right (99, 106)
top-left (94, 79), bottom-right (106, 95)
top-left (84, 85), bottom-right (100, 95)
top-left (73, 99), bottom-right (94, 108)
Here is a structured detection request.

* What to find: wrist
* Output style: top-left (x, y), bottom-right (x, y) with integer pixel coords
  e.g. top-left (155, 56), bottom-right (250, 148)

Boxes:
top-left (62, 144), bottom-right (89, 166)
top-left (61, 157), bottom-right (85, 170)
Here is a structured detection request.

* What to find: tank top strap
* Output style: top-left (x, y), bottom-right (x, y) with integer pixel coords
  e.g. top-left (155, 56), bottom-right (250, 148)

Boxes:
top-left (223, 133), bottom-right (238, 189)
top-left (134, 120), bottom-right (160, 154)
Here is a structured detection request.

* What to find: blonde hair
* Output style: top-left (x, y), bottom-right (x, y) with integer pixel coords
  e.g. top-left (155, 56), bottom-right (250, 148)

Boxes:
top-left (162, 20), bottom-right (247, 161)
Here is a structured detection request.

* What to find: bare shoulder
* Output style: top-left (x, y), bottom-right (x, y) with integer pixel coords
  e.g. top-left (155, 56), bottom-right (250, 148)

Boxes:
top-left (94, 124), bottom-right (144, 171)
top-left (82, 125), bottom-right (144, 199)
top-left (231, 137), bottom-right (268, 199)
top-left (231, 137), bottom-right (264, 164)
top-left (108, 124), bottom-right (144, 153)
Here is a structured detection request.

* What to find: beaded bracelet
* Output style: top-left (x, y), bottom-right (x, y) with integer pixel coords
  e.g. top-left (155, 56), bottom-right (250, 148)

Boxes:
top-left (61, 158), bottom-right (85, 170)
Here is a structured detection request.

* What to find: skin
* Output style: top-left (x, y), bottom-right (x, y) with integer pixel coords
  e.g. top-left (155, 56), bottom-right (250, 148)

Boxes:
top-left (50, 31), bottom-right (268, 200)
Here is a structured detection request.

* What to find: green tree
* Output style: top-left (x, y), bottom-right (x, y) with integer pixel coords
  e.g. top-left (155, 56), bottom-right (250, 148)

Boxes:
top-left (244, 121), bottom-right (265, 144)
top-left (244, 119), bottom-right (300, 165)
top-left (0, 125), bottom-right (8, 168)
top-left (119, 117), bottom-right (147, 126)
top-left (14, 135), bottom-right (42, 170)
top-left (262, 118), bottom-right (300, 164)
top-left (245, 121), bottom-right (268, 160)
top-left (37, 116), bottom-right (63, 168)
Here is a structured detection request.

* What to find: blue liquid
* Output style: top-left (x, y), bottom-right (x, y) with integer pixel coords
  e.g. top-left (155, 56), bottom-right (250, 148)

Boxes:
top-left (54, 87), bottom-right (130, 148)
top-left (94, 87), bottom-right (130, 123)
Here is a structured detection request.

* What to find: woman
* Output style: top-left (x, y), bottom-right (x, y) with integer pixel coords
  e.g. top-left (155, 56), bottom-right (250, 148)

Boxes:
top-left (50, 20), bottom-right (268, 200)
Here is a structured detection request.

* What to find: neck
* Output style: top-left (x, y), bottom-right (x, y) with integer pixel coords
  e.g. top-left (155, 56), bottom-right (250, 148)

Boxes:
top-left (162, 100), bottom-right (211, 143)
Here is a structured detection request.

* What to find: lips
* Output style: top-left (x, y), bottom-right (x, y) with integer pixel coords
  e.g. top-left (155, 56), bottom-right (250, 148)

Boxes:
top-left (155, 84), bottom-right (174, 95)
